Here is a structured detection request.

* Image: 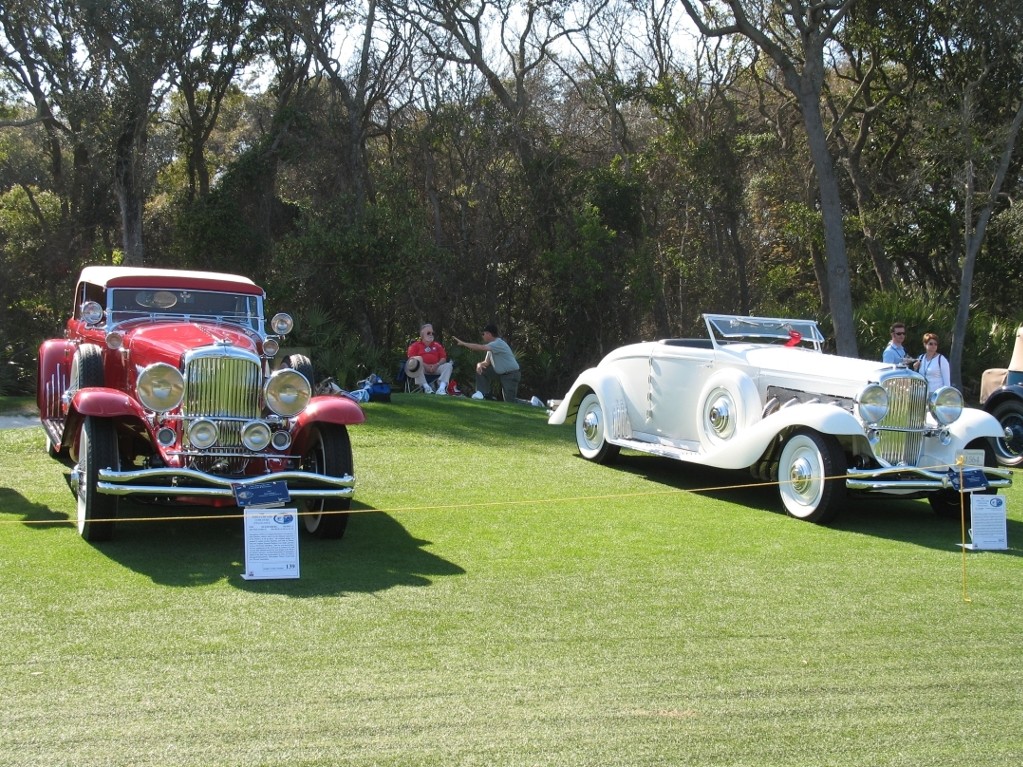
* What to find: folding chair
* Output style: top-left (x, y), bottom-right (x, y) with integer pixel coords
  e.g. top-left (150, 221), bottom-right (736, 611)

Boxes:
top-left (396, 364), bottom-right (439, 393)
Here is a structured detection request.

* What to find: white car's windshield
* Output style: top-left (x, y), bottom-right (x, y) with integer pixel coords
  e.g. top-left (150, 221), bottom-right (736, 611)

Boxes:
top-left (704, 314), bottom-right (825, 351)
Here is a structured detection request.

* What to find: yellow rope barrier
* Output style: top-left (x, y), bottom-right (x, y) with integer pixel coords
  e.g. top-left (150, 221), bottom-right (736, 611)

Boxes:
top-left (0, 463), bottom-right (990, 529)
top-left (1, 459), bottom-right (1007, 600)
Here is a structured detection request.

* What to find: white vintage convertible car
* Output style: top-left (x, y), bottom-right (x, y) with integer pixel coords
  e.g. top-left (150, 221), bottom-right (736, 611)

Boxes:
top-left (549, 314), bottom-right (1012, 522)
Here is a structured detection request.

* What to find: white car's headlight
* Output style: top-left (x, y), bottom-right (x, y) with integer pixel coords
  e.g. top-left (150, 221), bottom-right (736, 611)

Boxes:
top-left (929, 386), bottom-right (963, 425)
top-left (856, 384), bottom-right (889, 425)
top-left (136, 363), bottom-right (185, 412)
top-left (264, 368), bottom-right (311, 417)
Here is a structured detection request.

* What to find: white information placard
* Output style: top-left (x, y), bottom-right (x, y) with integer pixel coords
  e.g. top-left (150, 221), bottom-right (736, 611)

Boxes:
top-left (242, 508), bottom-right (300, 579)
top-left (967, 495), bottom-right (1008, 551)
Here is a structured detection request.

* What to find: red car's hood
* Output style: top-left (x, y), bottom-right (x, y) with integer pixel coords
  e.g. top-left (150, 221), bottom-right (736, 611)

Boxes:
top-left (123, 321), bottom-right (259, 367)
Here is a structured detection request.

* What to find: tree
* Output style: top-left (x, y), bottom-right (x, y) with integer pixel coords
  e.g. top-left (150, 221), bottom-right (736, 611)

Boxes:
top-left (268, 0), bottom-right (420, 214)
top-left (944, 7), bottom-right (1023, 386)
top-left (169, 0), bottom-right (261, 201)
top-left (0, 0), bottom-right (117, 267)
top-left (80, 1), bottom-right (207, 264)
top-left (679, 0), bottom-right (859, 356)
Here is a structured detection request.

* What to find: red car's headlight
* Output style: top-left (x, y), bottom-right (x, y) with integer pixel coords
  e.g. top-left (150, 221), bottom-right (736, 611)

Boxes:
top-left (136, 363), bottom-right (185, 413)
top-left (264, 368), bottom-right (311, 417)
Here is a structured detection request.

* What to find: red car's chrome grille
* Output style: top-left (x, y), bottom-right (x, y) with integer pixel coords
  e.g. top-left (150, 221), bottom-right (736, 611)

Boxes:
top-left (182, 351), bottom-right (262, 462)
top-left (183, 355), bottom-right (261, 420)
top-left (875, 375), bottom-right (928, 465)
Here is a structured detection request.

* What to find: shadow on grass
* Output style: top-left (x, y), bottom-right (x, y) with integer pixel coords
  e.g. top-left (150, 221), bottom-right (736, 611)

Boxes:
top-left (600, 452), bottom-right (1023, 555)
top-left (0, 486), bottom-right (68, 527)
top-left (110, 503), bottom-right (466, 595)
top-left (5, 482), bottom-right (465, 593)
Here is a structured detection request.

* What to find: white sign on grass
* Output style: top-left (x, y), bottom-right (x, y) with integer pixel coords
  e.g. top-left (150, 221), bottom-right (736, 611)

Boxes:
top-left (967, 495), bottom-right (1008, 551)
top-left (242, 508), bottom-right (300, 579)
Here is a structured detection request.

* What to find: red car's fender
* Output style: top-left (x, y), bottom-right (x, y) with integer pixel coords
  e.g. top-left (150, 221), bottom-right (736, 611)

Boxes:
top-left (63, 388), bottom-right (149, 452)
top-left (71, 387), bottom-right (143, 418)
top-left (37, 339), bottom-right (75, 418)
top-left (291, 395), bottom-right (366, 453)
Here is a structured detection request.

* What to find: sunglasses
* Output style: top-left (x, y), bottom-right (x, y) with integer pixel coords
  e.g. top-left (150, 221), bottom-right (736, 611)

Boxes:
top-left (894, 331), bottom-right (905, 336)
top-left (424, 331), bottom-right (434, 336)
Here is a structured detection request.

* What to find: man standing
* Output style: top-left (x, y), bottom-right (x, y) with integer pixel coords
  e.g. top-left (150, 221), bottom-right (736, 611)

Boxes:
top-left (882, 322), bottom-right (914, 367)
top-left (454, 323), bottom-right (522, 402)
top-left (406, 323), bottom-right (453, 394)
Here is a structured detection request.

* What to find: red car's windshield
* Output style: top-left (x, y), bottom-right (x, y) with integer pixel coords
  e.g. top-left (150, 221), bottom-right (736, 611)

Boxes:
top-left (107, 288), bottom-right (263, 332)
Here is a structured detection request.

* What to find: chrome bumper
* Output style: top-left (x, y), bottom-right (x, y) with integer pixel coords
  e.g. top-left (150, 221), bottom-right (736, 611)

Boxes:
top-left (846, 465), bottom-right (1012, 492)
top-left (91, 466), bottom-right (355, 499)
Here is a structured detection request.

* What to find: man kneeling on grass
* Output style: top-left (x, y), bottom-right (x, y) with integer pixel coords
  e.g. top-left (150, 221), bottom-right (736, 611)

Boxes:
top-left (453, 324), bottom-right (543, 407)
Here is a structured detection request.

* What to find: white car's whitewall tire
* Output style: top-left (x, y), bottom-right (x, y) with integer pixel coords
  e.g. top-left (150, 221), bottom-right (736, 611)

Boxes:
top-left (777, 429), bottom-right (844, 523)
top-left (575, 392), bottom-right (621, 464)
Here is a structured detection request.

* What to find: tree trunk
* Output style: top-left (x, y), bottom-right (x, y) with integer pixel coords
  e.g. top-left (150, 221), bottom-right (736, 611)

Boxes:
top-left (797, 82), bottom-right (858, 356)
top-left (113, 120), bottom-right (147, 266)
top-left (950, 100), bottom-right (1023, 387)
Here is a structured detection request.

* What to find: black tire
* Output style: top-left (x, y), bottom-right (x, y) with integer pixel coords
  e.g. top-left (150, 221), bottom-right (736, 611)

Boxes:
top-left (990, 399), bottom-right (1023, 468)
top-left (70, 344), bottom-right (105, 392)
top-left (76, 416), bottom-right (120, 542)
top-left (777, 429), bottom-right (845, 523)
top-left (299, 424), bottom-right (352, 539)
top-left (929, 439), bottom-right (998, 518)
top-left (282, 354), bottom-right (315, 387)
top-left (575, 392), bottom-right (621, 464)
top-left (65, 344), bottom-right (105, 464)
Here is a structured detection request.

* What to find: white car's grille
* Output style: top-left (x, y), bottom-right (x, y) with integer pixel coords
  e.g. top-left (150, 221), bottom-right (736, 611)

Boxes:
top-left (875, 375), bottom-right (928, 465)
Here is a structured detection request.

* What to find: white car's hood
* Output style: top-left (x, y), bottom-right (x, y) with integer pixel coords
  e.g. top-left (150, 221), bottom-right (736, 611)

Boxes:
top-left (729, 345), bottom-right (902, 397)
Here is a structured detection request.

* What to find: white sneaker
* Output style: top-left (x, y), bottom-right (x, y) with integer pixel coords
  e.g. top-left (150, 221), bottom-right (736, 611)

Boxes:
top-left (436, 384), bottom-right (448, 396)
top-left (471, 391), bottom-right (485, 400)
top-left (530, 396), bottom-right (544, 408)
top-left (422, 382), bottom-right (433, 394)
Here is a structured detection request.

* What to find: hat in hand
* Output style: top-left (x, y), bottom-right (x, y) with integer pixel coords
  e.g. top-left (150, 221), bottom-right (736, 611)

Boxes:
top-left (404, 357), bottom-right (422, 376)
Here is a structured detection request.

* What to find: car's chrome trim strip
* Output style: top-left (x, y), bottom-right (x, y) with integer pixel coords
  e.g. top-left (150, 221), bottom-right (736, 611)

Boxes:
top-left (95, 467), bottom-right (354, 498)
top-left (846, 465), bottom-right (1011, 491)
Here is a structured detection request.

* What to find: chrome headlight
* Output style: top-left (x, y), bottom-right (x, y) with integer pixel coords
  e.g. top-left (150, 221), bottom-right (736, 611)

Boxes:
top-left (264, 368), bottom-right (311, 417)
top-left (136, 363), bottom-right (185, 412)
top-left (271, 430), bottom-right (292, 451)
top-left (263, 337), bottom-right (280, 358)
top-left (240, 420), bottom-right (272, 451)
top-left (856, 384), bottom-right (889, 425)
top-left (929, 386), bottom-right (963, 425)
top-left (81, 301), bottom-right (104, 325)
top-left (187, 418), bottom-right (219, 449)
top-left (270, 313), bottom-right (294, 335)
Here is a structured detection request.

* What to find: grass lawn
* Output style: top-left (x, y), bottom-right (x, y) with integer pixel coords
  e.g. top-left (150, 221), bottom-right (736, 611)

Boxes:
top-left (1, 394), bottom-right (1021, 766)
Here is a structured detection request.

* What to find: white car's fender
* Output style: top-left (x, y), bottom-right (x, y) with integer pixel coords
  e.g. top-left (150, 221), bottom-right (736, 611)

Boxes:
top-left (696, 368), bottom-right (761, 446)
top-left (696, 402), bottom-right (868, 469)
top-left (548, 369), bottom-right (626, 429)
top-left (944, 407), bottom-right (1006, 443)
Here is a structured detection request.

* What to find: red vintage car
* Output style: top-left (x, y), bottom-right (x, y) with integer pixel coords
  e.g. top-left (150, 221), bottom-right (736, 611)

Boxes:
top-left (38, 266), bottom-right (365, 541)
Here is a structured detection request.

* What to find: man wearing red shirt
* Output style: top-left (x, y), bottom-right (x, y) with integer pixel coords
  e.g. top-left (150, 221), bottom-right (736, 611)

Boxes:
top-left (405, 323), bottom-right (454, 394)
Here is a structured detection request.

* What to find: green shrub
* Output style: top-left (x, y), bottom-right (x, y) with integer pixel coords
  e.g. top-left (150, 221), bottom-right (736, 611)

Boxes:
top-left (854, 290), bottom-right (1021, 395)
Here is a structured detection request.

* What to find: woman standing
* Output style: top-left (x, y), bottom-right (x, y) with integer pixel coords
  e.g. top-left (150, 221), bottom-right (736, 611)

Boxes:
top-left (918, 333), bottom-right (951, 394)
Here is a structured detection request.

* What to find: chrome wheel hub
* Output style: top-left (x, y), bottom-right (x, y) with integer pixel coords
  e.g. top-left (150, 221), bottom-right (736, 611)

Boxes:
top-left (582, 410), bottom-right (601, 444)
top-left (788, 456), bottom-right (814, 497)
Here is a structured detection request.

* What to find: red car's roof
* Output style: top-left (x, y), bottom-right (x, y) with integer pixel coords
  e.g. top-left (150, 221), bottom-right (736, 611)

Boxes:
top-left (77, 266), bottom-right (264, 296)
